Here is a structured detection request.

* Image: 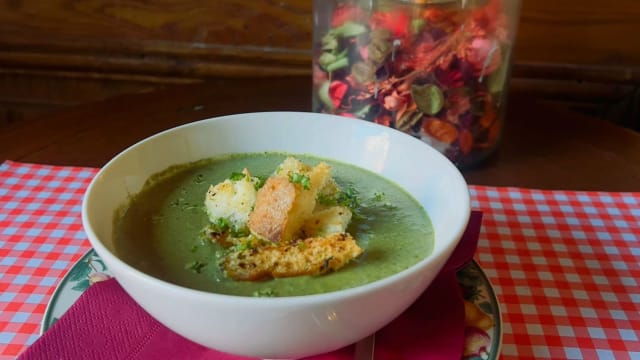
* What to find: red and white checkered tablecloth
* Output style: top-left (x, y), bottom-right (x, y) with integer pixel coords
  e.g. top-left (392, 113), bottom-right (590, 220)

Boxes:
top-left (1, 160), bottom-right (639, 360)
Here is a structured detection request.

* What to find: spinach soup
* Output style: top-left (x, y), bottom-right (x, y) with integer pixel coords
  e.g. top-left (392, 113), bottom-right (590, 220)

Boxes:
top-left (113, 152), bottom-right (434, 297)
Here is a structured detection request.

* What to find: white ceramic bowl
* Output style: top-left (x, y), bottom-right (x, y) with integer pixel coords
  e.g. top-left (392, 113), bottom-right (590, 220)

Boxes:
top-left (82, 112), bottom-right (470, 359)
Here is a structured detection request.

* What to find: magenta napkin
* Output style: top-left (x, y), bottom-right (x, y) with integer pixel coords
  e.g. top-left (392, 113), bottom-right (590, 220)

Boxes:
top-left (19, 211), bottom-right (482, 360)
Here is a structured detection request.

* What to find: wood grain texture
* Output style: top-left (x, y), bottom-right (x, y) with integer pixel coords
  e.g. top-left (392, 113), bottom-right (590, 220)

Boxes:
top-left (515, 0), bottom-right (640, 67)
top-left (1, 0), bottom-right (639, 126)
top-left (1, 0), bottom-right (639, 76)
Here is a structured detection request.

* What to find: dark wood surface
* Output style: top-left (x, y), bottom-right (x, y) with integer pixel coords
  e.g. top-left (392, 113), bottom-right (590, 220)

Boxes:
top-left (2, 76), bottom-right (640, 192)
top-left (2, 0), bottom-right (640, 126)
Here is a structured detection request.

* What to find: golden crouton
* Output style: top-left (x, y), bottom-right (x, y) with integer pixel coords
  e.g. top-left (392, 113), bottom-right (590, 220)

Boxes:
top-left (248, 158), bottom-right (331, 243)
top-left (224, 233), bottom-right (363, 280)
top-left (246, 176), bottom-right (296, 243)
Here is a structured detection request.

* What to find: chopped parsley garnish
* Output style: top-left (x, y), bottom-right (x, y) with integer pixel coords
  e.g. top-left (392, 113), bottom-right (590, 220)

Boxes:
top-left (372, 191), bottom-right (385, 202)
top-left (235, 238), bottom-right (254, 252)
top-left (213, 217), bottom-right (231, 232)
top-left (229, 172), bottom-right (245, 181)
top-left (253, 288), bottom-right (277, 297)
top-left (336, 186), bottom-right (360, 210)
top-left (185, 260), bottom-right (207, 274)
top-left (254, 176), bottom-right (267, 190)
top-left (289, 172), bottom-right (311, 190)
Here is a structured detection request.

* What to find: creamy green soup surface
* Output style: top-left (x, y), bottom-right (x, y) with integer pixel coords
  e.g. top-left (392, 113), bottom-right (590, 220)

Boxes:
top-left (113, 152), bottom-right (434, 297)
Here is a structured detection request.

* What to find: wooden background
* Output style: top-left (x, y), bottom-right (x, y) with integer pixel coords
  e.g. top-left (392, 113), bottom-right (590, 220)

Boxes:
top-left (1, 0), bottom-right (639, 129)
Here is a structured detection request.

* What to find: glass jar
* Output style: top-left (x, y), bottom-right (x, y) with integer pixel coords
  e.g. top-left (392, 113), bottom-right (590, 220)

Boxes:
top-left (312, 0), bottom-right (521, 168)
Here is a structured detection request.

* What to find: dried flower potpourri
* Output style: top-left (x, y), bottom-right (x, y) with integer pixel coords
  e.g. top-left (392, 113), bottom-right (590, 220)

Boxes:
top-left (312, 0), bottom-right (520, 167)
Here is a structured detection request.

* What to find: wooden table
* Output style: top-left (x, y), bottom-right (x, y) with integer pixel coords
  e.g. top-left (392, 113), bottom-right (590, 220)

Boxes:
top-left (2, 76), bottom-right (640, 192)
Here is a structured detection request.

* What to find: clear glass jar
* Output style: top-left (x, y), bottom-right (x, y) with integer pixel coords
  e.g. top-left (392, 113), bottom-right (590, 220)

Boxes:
top-left (312, 0), bottom-right (521, 168)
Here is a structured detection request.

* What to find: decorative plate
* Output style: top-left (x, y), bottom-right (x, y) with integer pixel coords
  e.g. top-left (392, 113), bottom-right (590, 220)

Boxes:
top-left (42, 250), bottom-right (502, 359)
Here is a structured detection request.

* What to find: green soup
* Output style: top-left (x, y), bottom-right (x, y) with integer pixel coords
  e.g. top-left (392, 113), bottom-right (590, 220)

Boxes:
top-left (113, 153), bottom-right (434, 297)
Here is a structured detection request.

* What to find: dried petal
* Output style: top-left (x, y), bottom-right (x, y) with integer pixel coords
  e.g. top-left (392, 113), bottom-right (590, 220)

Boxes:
top-left (321, 34), bottom-right (338, 52)
top-left (351, 61), bottom-right (377, 85)
top-left (369, 28), bottom-right (391, 42)
top-left (375, 114), bottom-right (392, 126)
top-left (423, 118), bottom-right (459, 144)
top-left (331, 4), bottom-right (367, 28)
top-left (383, 91), bottom-right (408, 111)
top-left (395, 109), bottom-right (423, 132)
top-left (370, 10), bottom-right (410, 38)
top-left (479, 104), bottom-right (496, 128)
top-left (459, 129), bottom-right (474, 155)
top-left (465, 37), bottom-right (503, 76)
top-left (411, 83), bottom-right (445, 116)
top-left (328, 81), bottom-right (349, 109)
top-left (368, 38), bottom-right (392, 65)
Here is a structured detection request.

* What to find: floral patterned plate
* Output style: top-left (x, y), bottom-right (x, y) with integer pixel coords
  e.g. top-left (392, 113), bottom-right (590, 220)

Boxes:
top-left (42, 249), bottom-right (502, 359)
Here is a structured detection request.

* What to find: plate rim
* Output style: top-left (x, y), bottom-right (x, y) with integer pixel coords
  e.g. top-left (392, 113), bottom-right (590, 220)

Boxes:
top-left (41, 249), bottom-right (502, 359)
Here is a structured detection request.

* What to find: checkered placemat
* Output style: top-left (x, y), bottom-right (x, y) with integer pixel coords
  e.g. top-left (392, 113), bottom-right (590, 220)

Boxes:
top-left (1, 160), bottom-right (639, 360)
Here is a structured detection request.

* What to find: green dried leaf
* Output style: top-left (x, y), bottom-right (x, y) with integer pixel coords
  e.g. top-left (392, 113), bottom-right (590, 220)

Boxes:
top-left (353, 104), bottom-right (372, 118)
top-left (411, 19), bottom-right (425, 34)
top-left (351, 61), bottom-right (376, 84)
top-left (317, 81), bottom-right (334, 110)
top-left (325, 57), bottom-right (349, 72)
top-left (367, 38), bottom-right (392, 65)
top-left (410, 84), bottom-right (445, 115)
top-left (321, 34), bottom-right (338, 52)
top-left (331, 21), bottom-right (367, 38)
top-left (318, 52), bottom-right (337, 70)
top-left (369, 28), bottom-right (391, 42)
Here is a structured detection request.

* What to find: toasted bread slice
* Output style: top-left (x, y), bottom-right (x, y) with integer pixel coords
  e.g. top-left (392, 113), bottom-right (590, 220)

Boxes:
top-left (224, 233), bottom-right (363, 280)
top-left (246, 176), bottom-right (296, 243)
top-left (248, 158), bottom-right (331, 243)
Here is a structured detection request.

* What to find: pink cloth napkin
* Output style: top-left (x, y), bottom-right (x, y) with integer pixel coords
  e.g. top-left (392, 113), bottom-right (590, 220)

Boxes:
top-left (19, 211), bottom-right (482, 360)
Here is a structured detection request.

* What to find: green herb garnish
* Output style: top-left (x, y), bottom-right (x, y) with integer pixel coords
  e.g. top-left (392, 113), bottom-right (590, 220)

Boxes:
top-left (213, 217), bottom-right (231, 232)
top-left (253, 288), bottom-right (277, 297)
top-left (372, 191), bottom-right (385, 202)
top-left (254, 176), bottom-right (267, 190)
top-left (229, 172), bottom-right (245, 181)
top-left (289, 172), bottom-right (311, 190)
top-left (185, 260), bottom-right (207, 274)
top-left (336, 186), bottom-right (360, 210)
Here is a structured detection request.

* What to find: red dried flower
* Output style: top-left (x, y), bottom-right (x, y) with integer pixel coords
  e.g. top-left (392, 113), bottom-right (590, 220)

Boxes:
top-left (370, 10), bottom-right (410, 38)
top-left (331, 4), bottom-right (367, 27)
top-left (328, 81), bottom-right (349, 109)
top-left (464, 37), bottom-right (502, 76)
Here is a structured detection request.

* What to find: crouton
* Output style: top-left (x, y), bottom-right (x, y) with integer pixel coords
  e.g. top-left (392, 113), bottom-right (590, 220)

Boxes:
top-left (246, 176), bottom-right (296, 243)
top-left (204, 168), bottom-right (257, 230)
top-left (248, 158), bottom-right (331, 243)
top-left (301, 205), bottom-right (352, 237)
top-left (224, 232), bottom-right (363, 280)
